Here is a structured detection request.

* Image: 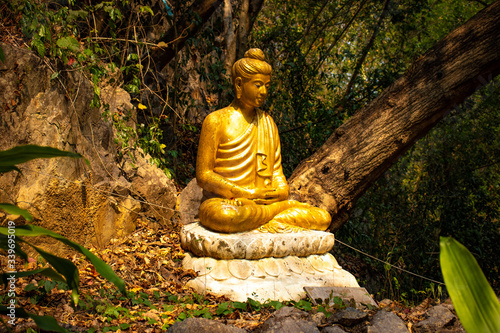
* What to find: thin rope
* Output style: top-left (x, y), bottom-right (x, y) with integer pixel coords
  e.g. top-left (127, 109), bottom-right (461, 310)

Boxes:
top-left (335, 238), bottom-right (445, 285)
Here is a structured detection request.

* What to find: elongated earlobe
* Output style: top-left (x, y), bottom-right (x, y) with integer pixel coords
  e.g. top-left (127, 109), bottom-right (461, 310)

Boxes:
top-left (235, 77), bottom-right (242, 99)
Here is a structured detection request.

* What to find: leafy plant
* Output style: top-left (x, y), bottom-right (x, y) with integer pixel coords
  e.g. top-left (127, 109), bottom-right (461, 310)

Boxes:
top-left (0, 45), bottom-right (5, 63)
top-left (0, 145), bottom-right (124, 332)
top-left (440, 237), bottom-right (500, 333)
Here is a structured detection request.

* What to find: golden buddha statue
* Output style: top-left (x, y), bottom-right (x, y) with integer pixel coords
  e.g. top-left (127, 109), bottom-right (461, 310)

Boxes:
top-left (196, 48), bottom-right (331, 233)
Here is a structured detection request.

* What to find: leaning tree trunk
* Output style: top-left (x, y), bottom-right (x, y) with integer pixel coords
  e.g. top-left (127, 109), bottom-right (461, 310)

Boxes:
top-left (288, 1), bottom-right (500, 232)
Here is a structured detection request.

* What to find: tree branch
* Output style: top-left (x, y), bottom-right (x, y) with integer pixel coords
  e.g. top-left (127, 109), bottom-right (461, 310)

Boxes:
top-left (289, 1), bottom-right (500, 232)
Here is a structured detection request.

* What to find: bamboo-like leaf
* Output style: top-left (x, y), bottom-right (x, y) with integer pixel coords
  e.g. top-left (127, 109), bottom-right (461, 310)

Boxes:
top-left (440, 236), bottom-right (500, 333)
top-left (0, 145), bottom-right (87, 167)
top-left (1, 268), bottom-right (66, 286)
top-left (6, 224), bottom-right (126, 294)
top-left (0, 233), bottom-right (28, 261)
top-left (0, 203), bottom-right (33, 221)
top-left (29, 244), bottom-right (80, 306)
top-left (0, 44), bottom-right (5, 63)
top-left (0, 306), bottom-right (69, 333)
top-left (0, 165), bottom-right (20, 174)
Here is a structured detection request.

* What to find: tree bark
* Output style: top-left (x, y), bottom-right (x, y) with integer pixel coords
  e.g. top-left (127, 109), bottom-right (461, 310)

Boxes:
top-left (235, 0), bottom-right (265, 60)
top-left (222, 0), bottom-right (265, 76)
top-left (288, 1), bottom-right (500, 232)
top-left (223, 0), bottom-right (237, 76)
top-left (149, 0), bottom-right (223, 71)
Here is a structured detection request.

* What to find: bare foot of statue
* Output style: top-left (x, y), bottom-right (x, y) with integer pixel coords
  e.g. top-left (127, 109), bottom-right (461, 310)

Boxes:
top-left (257, 220), bottom-right (305, 233)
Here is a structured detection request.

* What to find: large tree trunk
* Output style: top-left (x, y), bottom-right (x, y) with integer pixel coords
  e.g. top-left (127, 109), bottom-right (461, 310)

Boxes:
top-left (149, 0), bottom-right (223, 71)
top-left (288, 1), bottom-right (500, 232)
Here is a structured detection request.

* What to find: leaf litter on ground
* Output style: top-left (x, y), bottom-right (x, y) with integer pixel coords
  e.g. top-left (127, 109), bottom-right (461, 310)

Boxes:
top-left (1, 217), bottom-right (456, 332)
top-left (0, 218), bottom-right (273, 332)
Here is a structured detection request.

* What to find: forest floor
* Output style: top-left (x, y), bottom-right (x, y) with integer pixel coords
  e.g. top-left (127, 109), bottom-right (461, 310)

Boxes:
top-left (1, 218), bottom-right (442, 333)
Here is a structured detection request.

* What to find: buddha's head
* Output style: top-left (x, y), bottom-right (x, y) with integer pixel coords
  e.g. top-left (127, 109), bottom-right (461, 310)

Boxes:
top-left (232, 49), bottom-right (272, 107)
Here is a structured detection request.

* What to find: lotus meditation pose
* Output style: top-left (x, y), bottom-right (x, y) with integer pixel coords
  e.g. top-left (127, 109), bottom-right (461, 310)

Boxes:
top-left (196, 48), bottom-right (331, 233)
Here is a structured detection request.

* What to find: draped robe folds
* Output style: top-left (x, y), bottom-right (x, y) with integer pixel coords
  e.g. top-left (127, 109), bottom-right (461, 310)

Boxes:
top-left (211, 109), bottom-right (285, 190)
top-left (199, 110), bottom-right (331, 233)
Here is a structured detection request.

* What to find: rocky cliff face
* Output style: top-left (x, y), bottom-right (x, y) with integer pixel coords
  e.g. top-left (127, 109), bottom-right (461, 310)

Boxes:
top-left (0, 43), bottom-right (177, 252)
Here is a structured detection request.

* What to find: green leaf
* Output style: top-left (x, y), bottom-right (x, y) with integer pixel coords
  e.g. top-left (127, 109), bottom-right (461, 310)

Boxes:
top-left (50, 71), bottom-right (60, 80)
top-left (31, 38), bottom-right (45, 57)
top-left (0, 306), bottom-right (69, 333)
top-left (6, 225), bottom-right (126, 294)
top-left (29, 244), bottom-right (80, 305)
top-left (0, 145), bottom-right (84, 167)
top-left (0, 45), bottom-right (5, 63)
top-left (0, 203), bottom-right (33, 221)
top-left (0, 233), bottom-right (28, 261)
top-left (0, 165), bottom-right (21, 173)
top-left (1, 268), bottom-right (66, 286)
top-left (56, 36), bottom-right (80, 52)
top-left (440, 237), bottom-right (500, 333)
top-left (139, 5), bottom-right (154, 16)
top-left (29, 313), bottom-right (70, 333)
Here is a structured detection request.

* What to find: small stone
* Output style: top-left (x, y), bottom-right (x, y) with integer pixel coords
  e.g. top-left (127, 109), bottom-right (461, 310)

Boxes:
top-left (256, 307), bottom-right (319, 333)
top-left (322, 326), bottom-right (348, 333)
top-left (311, 312), bottom-right (326, 326)
top-left (167, 318), bottom-right (246, 333)
top-left (378, 299), bottom-right (392, 308)
top-left (178, 179), bottom-right (203, 225)
top-left (272, 306), bottom-right (311, 321)
top-left (257, 318), bottom-right (320, 333)
top-left (365, 310), bottom-right (409, 333)
top-left (414, 305), bottom-right (456, 333)
top-left (327, 307), bottom-right (368, 326)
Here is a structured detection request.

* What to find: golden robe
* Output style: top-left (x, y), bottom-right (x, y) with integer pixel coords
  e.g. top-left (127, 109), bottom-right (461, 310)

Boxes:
top-left (209, 109), bottom-right (286, 193)
top-left (199, 110), bottom-right (330, 233)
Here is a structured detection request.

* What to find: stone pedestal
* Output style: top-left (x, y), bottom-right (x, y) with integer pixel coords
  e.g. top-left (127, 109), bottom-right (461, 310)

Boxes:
top-left (181, 222), bottom-right (359, 302)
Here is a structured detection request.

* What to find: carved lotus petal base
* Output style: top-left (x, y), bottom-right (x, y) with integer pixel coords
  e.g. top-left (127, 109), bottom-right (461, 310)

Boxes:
top-left (182, 252), bottom-right (359, 302)
top-left (180, 222), bottom-right (336, 260)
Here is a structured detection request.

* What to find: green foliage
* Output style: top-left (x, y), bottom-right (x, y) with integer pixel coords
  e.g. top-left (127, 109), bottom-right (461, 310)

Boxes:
top-left (0, 204), bottom-right (33, 222)
top-left (292, 299), bottom-right (313, 311)
top-left (254, 0), bottom-right (488, 176)
top-left (1, 224), bottom-right (127, 301)
top-left (22, 279), bottom-right (68, 305)
top-left (5, 0), bottom-right (185, 179)
top-left (0, 304), bottom-right (70, 333)
top-left (0, 145), bottom-right (85, 174)
top-left (0, 145), bottom-right (124, 331)
top-left (440, 237), bottom-right (500, 333)
top-left (0, 45), bottom-right (5, 63)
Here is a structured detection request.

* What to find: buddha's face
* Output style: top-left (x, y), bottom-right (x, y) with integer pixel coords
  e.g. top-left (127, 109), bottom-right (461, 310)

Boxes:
top-left (237, 74), bottom-right (271, 108)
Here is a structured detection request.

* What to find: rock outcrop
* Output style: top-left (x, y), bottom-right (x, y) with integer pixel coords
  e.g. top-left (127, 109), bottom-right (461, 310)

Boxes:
top-left (0, 43), bottom-right (177, 252)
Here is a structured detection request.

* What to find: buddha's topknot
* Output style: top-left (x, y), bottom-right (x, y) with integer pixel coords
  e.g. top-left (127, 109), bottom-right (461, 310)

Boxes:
top-left (243, 48), bottom-right (267, 61)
